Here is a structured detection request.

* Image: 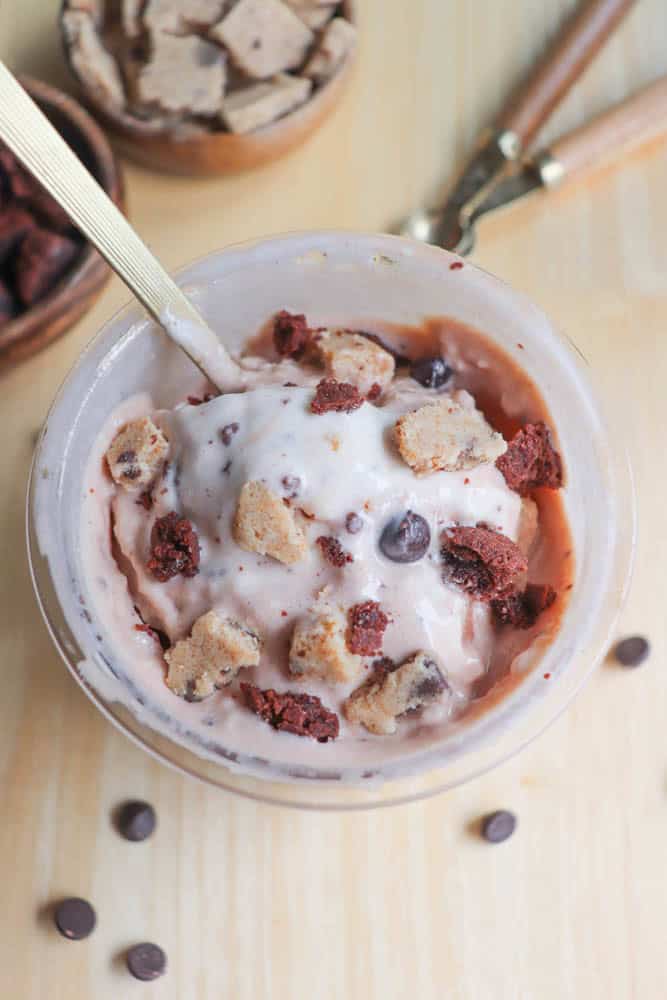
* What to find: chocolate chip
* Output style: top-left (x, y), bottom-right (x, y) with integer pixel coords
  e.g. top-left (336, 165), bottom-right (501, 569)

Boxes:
top-left (184, 678), bottom-right (204, 703)
top-left (379, 511), bottom-right (430, 563)
top-left (412, 662), bottom-right (448, 699)
top-left (411, 356), bottom-right (452, 389)
top-left (220, 422), bottom-right (239, 445)
top-left (282, 475), bottom-right (301, 498)
top-left (372, 656), bottom-right (396, 675)
top-left (481, 810), bottom-right (517, 844)
top-left (613, 635), bottom-right (650, 668)
top-left (345, 512), bottom-right (363, 534)
top-left (126, 942), bottom-right (167, 981)
top-left (136, 490), bottom-right (154, 511)
top-left (53, 898), bottom-right (96, 940)
top-left (117, 800), bottom-right (156, 842)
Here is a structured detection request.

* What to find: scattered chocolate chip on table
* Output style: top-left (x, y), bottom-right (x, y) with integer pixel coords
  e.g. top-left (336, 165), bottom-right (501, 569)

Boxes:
top-left (613, 635), bottom-right (650, 668)
top-left (481, 810), bottom-right (517, 844)
top-left (345, 511), bottom-right (363, 534)
top-left (53, 897), bottom-right (97, 940)
top-left (126, 942), bottom-right (167, 981)
top-left (116, 800), bottom-right (157, 842)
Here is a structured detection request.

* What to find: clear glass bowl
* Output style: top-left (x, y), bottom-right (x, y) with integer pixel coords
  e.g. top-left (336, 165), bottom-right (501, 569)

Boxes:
top-left (27, 232), bottom-right (635, 810)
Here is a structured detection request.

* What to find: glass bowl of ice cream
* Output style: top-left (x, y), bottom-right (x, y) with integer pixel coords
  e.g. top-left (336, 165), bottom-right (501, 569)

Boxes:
top-left (27, 232), bottom-right (634, 809)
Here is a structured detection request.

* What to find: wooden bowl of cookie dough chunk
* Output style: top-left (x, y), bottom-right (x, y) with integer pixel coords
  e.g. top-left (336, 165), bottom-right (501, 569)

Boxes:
top-left (60, 0), bottom-right (357, 176)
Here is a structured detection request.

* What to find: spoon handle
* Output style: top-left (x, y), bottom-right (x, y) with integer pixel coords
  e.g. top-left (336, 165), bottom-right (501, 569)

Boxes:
top-left (0, 62), bottom-right (240, 391)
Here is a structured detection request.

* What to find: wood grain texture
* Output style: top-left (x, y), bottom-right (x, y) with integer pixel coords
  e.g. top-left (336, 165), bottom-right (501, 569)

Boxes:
top-left (0, 1), bottom-right (666, 997)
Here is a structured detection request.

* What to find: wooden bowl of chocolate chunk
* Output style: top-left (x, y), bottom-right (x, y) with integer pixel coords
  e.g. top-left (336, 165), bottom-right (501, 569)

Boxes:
top-left (0, 76), bottom-right (123, 368)
top-left (60, 0), bottom-right (358, 176)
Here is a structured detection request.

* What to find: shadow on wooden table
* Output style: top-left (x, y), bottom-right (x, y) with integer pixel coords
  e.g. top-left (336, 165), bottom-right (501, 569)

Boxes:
top-left (1, 435), bottom-right (111, 799)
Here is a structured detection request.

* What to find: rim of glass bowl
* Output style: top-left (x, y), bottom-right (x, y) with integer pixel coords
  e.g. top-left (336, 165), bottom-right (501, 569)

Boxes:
top-left (26, 231), bottom-right (636, 811)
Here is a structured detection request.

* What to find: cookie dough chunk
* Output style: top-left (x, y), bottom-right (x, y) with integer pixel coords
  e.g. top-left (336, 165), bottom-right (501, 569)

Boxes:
top-left (289, 601), bottom-right (364, 684)
top-left (137, 34), bottom-right (227, 116)
top-left (316, 330), bottom-right (395, 397)
top-left (142, 0), bottom-right (230, 32)
top-left (395, 392), bottom-right (507, 475)
top-left (221, 73), bottom-right (311, 133)
top-left (184, 0), bottom-right (234, 26)
top-left (142, 0), bottom-right (182, 32)
top-left (287, 3), bottom-right (337, 30)
top-left (233, 480), bottom-right (307, 564)
top-left (106, 417), bottom-right (169, 491)
top-left (345, 652), bottom-right (449, 735)
top-left (211, 0), bottom-right (314, 79)
top-left (62, 12), bottom-right (126, 114)
top-left (303, 17), bottom-right (356, 83)
top-left (165, 611), bottom-right (261, 700)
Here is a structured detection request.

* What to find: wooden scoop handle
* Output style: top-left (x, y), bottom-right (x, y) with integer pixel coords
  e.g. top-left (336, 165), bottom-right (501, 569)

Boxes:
top-left (545, 75), bottom-right (667, 183)
top-left (497, 0), bottom-right (637, 148)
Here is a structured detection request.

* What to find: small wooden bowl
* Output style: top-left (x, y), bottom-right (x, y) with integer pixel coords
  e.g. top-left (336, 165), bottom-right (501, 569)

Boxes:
top-left (0, 77), bottom-right (123, 369)
top-left (62, 1), bottom-right (357, 177)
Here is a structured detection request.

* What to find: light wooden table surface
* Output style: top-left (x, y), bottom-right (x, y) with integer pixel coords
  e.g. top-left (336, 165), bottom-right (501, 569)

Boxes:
top-left (1, 2), bottom-right (666, 997)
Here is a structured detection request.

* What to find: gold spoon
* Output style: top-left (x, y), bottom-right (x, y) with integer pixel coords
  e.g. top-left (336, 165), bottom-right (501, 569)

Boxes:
top-left (0, 62), bottom-right (243, 392)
